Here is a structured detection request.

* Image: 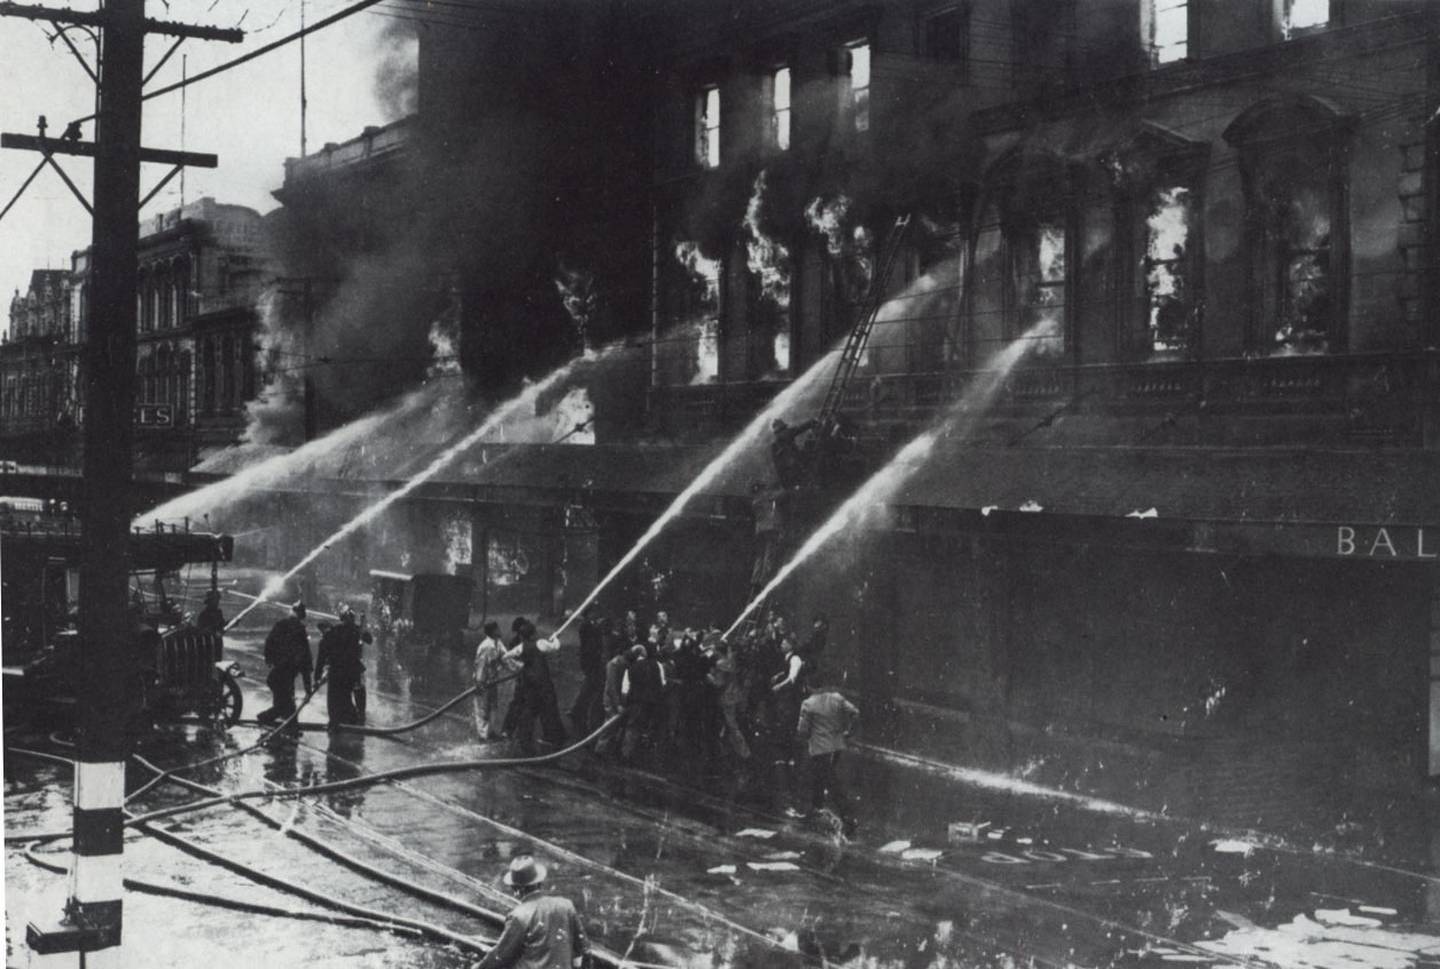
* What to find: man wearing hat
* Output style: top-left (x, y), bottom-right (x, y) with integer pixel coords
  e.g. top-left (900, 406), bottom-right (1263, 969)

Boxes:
top-left (256, 601), bottom-right (312, 728)
top-left (474, 855), bottom-right (590, 969)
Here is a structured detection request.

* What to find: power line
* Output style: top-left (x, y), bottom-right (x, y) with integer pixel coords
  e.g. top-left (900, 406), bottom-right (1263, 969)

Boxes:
top-left (67, 0), bottom-right (392, 127)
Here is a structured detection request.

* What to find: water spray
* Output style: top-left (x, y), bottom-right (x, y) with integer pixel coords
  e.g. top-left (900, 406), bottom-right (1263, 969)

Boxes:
top-left (140, 379), bottom-right (448, 526)
top-left (550, 346), bottom-right (841, 641)
top-left (225, 347), bottom-right (619, 631)
top-left (722, 319), bottom-right (1058, 639)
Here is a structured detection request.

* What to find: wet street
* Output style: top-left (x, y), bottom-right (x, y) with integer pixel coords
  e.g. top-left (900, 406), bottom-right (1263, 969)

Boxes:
top-left (7, 615), bottom-right (1440, 969)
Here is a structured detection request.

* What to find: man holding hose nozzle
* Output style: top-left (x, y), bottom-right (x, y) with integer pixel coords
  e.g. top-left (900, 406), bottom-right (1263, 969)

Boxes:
top-left (473, 855), bottom-right (590, 969)
top-left (315, 607), bottom-right (370, 728)
top-left (256, 601), bottom-right (312, 731)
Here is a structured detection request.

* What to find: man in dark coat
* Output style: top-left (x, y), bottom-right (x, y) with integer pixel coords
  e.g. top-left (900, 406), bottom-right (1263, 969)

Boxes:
top-left (568, 609), bottom-right (606, 735)
top-left (472, 855), bottom-right (589, 969)
top-left (196, 590), bottom-right (226, 633)
top-left (257, 601), bottom-right (312, 728)
top-left (505, 619), bottom-right (567, 753)
top-left (770, 417), bottom-right (818, 490)
top-left (621, 643), bottom-right (665, 764)
top-left (315, 607), bottom-right (368, 728)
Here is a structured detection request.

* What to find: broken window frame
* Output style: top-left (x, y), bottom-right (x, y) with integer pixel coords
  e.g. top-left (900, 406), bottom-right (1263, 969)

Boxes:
top-left (694, 85), bottom-right (722, 169)
top-left (1141, 0), bottom-right (1189, 67)
top-left (1226, 96), bottom-right (1353, 356)
top-left (768, 65), bottom-right (792, 152)
top-left (994, 158), bottom-right (1074, 360)
top-left (1106, 131), bottom-right (1209, 360)
top-left (839, 39), bottom-right (872, 134)
top-left (1275, 0), bottom-right (1330, 40)
top-left (921, 3), bottom-right (971, 78)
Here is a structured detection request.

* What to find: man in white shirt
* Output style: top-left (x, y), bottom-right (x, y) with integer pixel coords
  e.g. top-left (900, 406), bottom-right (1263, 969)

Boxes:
top-left (796, 668), bottom-right (859, 832)
top-left (472, 620), bottom-right (515, 740)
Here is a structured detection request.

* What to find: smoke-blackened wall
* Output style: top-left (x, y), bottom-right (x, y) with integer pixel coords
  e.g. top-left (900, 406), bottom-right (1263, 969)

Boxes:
top-left (418, 0), bottom-right (656, 399)
top-left (266, 0), bottom-right (656, 440)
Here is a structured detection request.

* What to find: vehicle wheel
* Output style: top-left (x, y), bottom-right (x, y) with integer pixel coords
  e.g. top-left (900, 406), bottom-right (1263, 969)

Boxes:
top-left (200, 671), bottom-right (243, 727)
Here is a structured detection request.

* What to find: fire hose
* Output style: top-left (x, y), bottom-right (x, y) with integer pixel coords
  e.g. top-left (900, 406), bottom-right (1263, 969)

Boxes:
top-left (5, 714), bottom-right (623, 845)
top-left (219, 672), bottom-right (519, 737)
top-left (10, 717), bottom-right (638, 967)
top-left (15, 747), bottom-right (494, 955)
top-left (127, 671), bottom-right (333, 803)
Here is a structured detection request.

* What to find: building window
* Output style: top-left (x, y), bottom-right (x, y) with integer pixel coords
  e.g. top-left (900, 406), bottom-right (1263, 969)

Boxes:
top-left (769, 66), bottom-right (792, 151)
top-left (200, 338), bottom-right (216, 415)
top-left (923, 5), bottom-right (970, 72)
top-left (221, 335), bottom-right (236, 409)
top-left (842, 41), bottom-right (871, 133)
top-left (1278, 0), bottom-right (1327, 38)
top-left (1143, 0), bottom-right (1188, 66)
top-left (673, 241), bottom-right (721, 383)
top-left (695, 86), bottom-right (721, 169)
top-left (158, 272), bottom-right (172, 329)
top-left (1014, 220), bottom-right (1068, 353)
top-left (1226, 96), bottom-right (1350, 355)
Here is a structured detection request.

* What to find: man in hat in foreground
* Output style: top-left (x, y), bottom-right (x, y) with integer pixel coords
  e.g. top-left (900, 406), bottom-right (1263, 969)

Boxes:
top-left (256, 601), bottom-right (312, 729)
top-left (473, 855), bottom-right (590, 969)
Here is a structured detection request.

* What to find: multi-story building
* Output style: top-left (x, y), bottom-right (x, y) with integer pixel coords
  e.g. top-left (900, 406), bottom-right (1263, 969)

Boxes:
top-left (0, 197), bottom-right (269, 476)
top-left (2, 270), bottom-right (78, 460)
top-left (633, 0), bottom-right (1440, 845)
top-left (244, 0), bottom-right (1439, 846)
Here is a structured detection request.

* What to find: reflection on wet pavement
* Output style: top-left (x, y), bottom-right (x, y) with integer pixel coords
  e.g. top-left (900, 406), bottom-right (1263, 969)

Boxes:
top-left (6, 622), bottom-right (1439, 969)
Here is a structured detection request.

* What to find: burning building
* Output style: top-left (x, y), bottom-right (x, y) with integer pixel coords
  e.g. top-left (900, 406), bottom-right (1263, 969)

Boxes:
top-left (147, 0), bottom-right (1440, 848)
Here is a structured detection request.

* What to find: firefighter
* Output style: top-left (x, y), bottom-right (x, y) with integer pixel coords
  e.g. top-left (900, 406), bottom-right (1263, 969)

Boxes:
top-left (315, 606), bottom-right (367, 728)
top-left (196, 589), bottom-right (226, 633)
top-left (257, 601), bottom-right (312, 729)
top-left (770, 416), bottom-right (818, 490)
top-left (568, 608), bottom-right (606, 736)
top-left (504, 619), bottom-right (567, 754)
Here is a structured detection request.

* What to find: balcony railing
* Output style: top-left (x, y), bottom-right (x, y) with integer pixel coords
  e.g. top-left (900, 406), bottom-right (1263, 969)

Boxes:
top-left (649, 350), bottom-right (1438, 448)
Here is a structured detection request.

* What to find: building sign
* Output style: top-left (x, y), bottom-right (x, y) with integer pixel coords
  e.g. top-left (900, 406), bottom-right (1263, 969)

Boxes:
top-left (1196, 522), bottom-right (1440, 561)
top-left (1335, 526), bottom-right (1437, 561)
top-left (134, 403), bottom-right (174, 428)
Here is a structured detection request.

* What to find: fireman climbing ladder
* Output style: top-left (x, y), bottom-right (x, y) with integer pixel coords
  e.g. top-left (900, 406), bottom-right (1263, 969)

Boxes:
top-left (815, 213), bottom-right (912, 430)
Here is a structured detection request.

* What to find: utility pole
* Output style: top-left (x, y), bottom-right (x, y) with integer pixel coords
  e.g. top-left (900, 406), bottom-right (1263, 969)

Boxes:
top-left (0, 2), bottom-right (240, 964)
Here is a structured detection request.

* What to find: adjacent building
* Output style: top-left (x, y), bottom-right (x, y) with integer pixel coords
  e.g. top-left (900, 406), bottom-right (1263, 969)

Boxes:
top-left (0, 197), bottom-right (269, 476)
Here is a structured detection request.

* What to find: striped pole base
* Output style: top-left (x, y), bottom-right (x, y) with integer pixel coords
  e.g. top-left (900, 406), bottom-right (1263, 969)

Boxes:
top-left (26, 760), bottom-right (125, 965)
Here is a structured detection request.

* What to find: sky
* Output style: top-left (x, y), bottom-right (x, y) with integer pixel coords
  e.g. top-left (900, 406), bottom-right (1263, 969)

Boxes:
top-left (0, 0), bottom-right (415, 316)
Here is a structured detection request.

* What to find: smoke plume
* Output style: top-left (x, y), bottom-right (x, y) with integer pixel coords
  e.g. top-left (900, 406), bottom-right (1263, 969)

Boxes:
top-left (373, 20), bottom-right (419, 121)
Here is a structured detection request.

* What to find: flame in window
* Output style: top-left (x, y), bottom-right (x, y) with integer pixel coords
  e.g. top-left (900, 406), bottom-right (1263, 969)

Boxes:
top-left (1146, 187), bottom-right (1191, 353)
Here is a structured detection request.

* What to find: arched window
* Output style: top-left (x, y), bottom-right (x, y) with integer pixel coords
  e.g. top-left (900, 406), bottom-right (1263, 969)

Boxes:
top-left (1225, 95), bottom-right (1353, 354)
top-left (177, 349), bottom-right (190, 423)
top-left (221, 335), bottom-right (236, 410)
top-left (200, 337), bottom-right (216, 416)
top-left (156, 271), bottom-right (172, 328)
top-left (174, 259), bottom-right (191, 324)
top-left (156, 345), bottom-right (171, 404)
top-left (1103, 123), bottom-right (1210, 358)
top-left (972, 150), bottom-right (1071, 361)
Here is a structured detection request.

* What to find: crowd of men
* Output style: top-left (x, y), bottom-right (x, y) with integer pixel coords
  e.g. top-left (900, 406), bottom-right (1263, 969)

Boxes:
top-left (474, 606), bottom-right (860, 831)
top-left (251, 593), bottom-right (859, 829)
